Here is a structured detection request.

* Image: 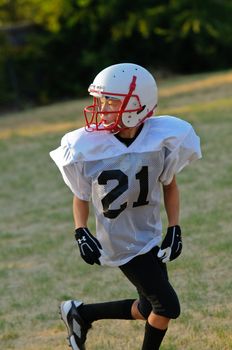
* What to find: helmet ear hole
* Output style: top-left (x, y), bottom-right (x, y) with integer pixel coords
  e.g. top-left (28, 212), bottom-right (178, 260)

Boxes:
top-left (137, 105), bottom-right (146, 115)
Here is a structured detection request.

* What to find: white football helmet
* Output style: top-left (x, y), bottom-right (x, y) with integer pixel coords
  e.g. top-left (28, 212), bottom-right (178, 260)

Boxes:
top-left (84, 63), bottom-right (158, 133)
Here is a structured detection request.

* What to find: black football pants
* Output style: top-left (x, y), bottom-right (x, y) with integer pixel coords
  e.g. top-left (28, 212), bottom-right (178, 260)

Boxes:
top-left (119, 246), bottom-right (180, 319)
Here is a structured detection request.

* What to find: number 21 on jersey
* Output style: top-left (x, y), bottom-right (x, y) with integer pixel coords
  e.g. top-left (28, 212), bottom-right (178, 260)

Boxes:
top-left (98, 166), bottom-right (149, 219)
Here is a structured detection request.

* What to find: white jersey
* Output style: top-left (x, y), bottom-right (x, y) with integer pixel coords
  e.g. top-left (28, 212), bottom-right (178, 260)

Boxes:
top-left (50, 116), bottom-right (201, 266)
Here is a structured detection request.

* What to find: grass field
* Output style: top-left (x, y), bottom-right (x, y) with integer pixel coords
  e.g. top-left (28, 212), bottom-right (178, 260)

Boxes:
top-left (0, 70), bottom-right (232, 350)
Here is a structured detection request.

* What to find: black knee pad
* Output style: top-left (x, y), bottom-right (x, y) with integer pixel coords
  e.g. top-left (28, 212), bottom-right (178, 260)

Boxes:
top-left (169, 302), bottom-right (181, 319)
top-left (165, 296), bottom-right (181, 319)
top-left (149, 294), bottom-right (181, 319)
top-left (137, 298), bottom-right (152, 319)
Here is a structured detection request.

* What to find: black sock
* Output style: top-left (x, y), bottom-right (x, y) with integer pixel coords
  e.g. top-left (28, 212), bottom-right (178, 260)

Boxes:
top-left (78, 299), bottom-right (135, 323)
top-left (142, 322), bottom-right (167, 350)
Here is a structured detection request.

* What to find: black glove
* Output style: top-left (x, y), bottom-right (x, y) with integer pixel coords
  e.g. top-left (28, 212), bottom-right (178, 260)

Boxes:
top-left (157, 225), bottom-right (182, 263)
top-left (75, 227), bottom-right (102, 265)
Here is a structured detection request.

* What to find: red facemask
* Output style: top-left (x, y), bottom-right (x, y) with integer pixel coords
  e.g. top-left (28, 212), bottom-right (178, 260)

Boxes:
top-left (84, 76), bottom-right (145, 133)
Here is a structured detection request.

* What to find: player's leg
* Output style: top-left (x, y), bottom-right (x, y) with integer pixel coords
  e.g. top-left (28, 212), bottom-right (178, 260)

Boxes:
top-left (77, 298), bottom-right (135, 322)
top-left (131, 291), bottom-right (170, 349)
top-left (131, 299), bottom-right (146, 320)
top-left (119, 246), bottom-right (180, 350)
top-left (141, 313), bottom-right (170, 350)
top-left (60, 298), bottom-right (135, 350)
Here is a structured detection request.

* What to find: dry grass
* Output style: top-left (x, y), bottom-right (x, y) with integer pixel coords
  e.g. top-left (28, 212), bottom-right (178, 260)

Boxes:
top-left (0, 70), bottom-right (232, 350)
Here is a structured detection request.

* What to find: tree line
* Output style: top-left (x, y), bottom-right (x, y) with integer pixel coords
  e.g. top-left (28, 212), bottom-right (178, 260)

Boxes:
top-left (0, 0), bottom-right (232, 110)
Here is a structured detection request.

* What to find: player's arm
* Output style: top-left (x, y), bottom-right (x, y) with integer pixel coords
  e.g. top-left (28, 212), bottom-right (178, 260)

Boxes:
top-left (73, 195), bottom-right (89, 228)
top-left (157, 176), bottom-right (182, 263)
top-left (162, 175), bottom-right (179, 227)
top-left (73, 195), bottom-right (102, 265)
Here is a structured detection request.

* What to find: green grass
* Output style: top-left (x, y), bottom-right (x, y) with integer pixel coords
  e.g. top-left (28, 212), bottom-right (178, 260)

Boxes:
top-left (0, 70), bottom-right (232, 350)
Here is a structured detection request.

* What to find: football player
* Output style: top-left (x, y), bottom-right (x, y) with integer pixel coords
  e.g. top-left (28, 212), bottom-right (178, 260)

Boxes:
top-left (50, 63), bottom-right (202, 350)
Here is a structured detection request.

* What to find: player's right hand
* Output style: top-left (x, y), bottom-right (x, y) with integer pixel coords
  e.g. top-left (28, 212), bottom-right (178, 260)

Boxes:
top-left (75, 227), bottom-right (102, 265)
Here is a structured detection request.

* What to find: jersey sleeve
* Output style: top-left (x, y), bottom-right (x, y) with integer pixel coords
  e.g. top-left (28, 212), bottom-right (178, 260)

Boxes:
top-left (159, 126), bottom-right (202, 185)
top-left (50, 134), bottom-right (92, 201)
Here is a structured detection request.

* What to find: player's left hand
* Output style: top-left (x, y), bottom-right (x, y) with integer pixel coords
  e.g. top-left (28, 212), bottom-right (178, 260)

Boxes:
top-left (157, 225), bottom-right (182, 263)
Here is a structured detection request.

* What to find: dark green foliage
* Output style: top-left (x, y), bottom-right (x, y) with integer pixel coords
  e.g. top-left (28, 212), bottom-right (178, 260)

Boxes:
top-left (0, 0), bottom-right (232, 109)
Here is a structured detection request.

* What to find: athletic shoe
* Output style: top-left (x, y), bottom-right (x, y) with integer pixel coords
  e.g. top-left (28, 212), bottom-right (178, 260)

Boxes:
top-left (60, 300), bottom-right (92, 350)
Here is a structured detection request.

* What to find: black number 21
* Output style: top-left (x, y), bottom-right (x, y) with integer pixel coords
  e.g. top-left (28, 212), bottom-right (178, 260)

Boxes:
top-left (98, 166), bottom-right (149, 219)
